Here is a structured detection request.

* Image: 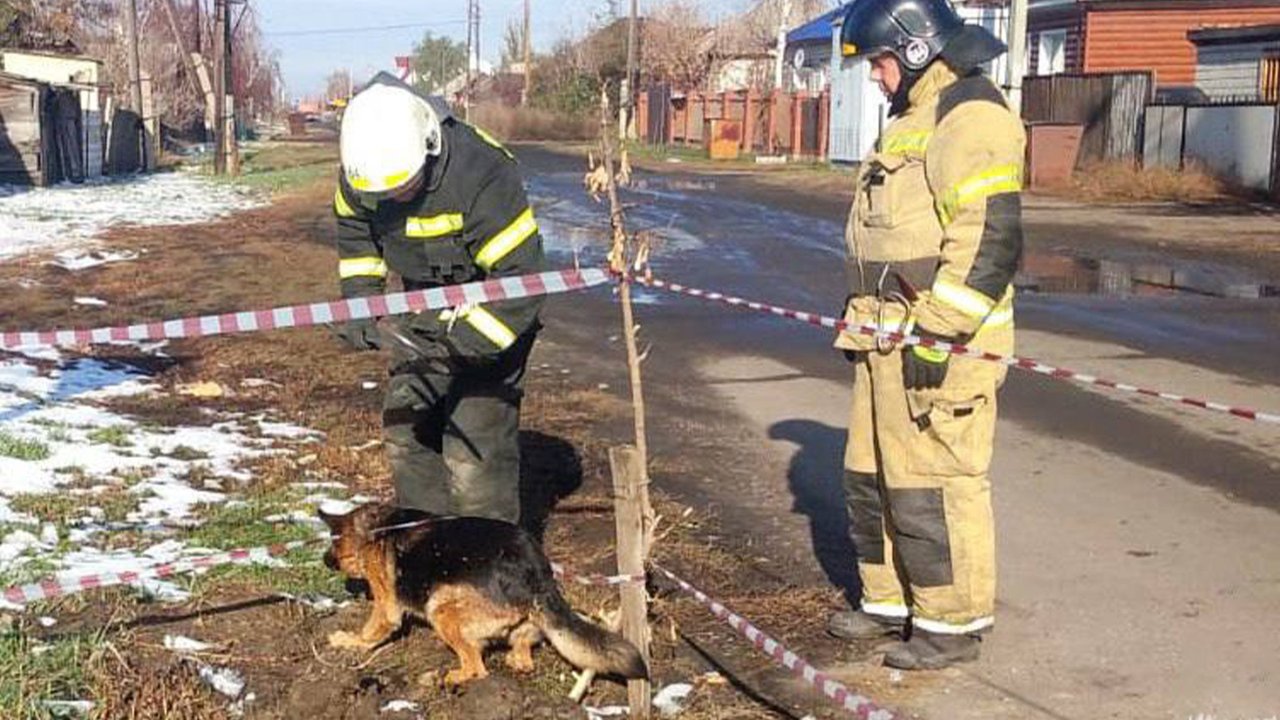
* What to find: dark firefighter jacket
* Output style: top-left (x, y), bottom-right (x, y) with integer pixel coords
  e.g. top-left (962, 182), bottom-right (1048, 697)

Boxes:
top-left (333, 78), bottom-right (545, 362)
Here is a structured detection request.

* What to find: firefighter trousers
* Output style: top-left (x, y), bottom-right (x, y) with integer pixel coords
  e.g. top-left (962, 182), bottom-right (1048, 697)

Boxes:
top-left (843, 346), bottom-right (1005, 635)
top-left (382, 337), bottom-right (534, 524)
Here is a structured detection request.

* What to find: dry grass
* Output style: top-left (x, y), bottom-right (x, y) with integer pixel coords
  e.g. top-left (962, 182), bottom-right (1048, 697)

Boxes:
top-left (469, 102), bottom-right (597, 142)
top-left (1060, 160), bottom-right (1250, 204)
top-left (0, 141), bottom-right (895, 718)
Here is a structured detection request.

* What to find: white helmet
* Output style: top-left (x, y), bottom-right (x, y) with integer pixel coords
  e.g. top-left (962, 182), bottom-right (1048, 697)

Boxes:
top-left (340, 81), bottom-right (443, 194)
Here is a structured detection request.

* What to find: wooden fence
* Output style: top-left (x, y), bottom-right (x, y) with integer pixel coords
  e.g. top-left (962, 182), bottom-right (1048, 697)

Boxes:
top-left (1022, 72), bottom-right (1153, 165)
top-left (637, 87), bottom-right (832, 159)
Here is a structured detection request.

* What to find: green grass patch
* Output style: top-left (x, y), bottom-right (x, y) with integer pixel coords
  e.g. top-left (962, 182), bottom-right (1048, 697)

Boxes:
top-left (193, 547), bottom-right (346, 599)
top-left (96, 488), bottom-right (147, 524)
top-left (182, 487), bottom-right (343, 599)
top-left (0, 625), bottom-right (103, 720)
top-left (148, 445), bottom-right (209, 462)
top-left (86, 426), bottom-right (132, 448)
top-left (0, 431), bottom-right (52, 461)
top-left (219, 141), bottom-right (337, 194)
top-left (6, 495), bottom-right (80, 526)
top-left (234, 162), bottom-right (332, 193)
top-left (186, 487), bottom-right (318, 550)
top-left (28, 420), bottom-right (71, 444)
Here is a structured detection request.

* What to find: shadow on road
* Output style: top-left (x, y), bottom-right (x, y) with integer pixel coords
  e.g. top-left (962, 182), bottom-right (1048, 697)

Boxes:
top-left (768, 418), bottom-right (861, 606)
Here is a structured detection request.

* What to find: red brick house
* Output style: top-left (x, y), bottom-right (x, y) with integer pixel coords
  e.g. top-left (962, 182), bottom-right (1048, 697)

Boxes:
top-left (1028, 0), bottom-right (1280, 87)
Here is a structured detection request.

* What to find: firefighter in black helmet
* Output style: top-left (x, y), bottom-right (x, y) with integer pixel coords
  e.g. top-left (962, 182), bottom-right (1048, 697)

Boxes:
top-left (828, 0), bottom-right (1024, 670)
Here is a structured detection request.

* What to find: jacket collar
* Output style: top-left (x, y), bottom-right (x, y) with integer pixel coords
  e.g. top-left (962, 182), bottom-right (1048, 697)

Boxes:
top-left (906, 61), bottom-right (959, 113)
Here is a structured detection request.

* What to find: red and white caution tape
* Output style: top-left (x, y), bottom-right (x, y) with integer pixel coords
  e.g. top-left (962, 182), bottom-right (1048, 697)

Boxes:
top-left (634, 275), bottom-right (1280, 425)
top-left (1, 539), bottom-right (317, 608)
top-left (550, 562), bottom-right (646, 587)
top-left (652, 562), bottom-right (896, 719)
top-left (0, 268), bottom-right (613, 349)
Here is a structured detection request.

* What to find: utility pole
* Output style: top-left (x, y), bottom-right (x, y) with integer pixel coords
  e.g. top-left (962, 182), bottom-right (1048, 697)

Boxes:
top-left (622, 0), bottom-right (637, 139)
top-left (775, 0), bottom-right (793, 91)
top-left (124, 0), bottom-right (143, 117)
top-left (1007, 0), bottom-right (1029, 113)
top-left (465, 0), bottom-right (479, 118)
top-left (521, 0), bottom-right (531, 106)
top-left (225, 0), bottom-right (239, 175)
top-left (213, 0), bottom-right (226, 174)
top-left (124, 0), bottom-right (151, 170)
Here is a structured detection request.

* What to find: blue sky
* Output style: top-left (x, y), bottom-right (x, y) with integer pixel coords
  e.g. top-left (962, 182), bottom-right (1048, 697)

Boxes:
top-left (258, 0), bottom-right (755, 99)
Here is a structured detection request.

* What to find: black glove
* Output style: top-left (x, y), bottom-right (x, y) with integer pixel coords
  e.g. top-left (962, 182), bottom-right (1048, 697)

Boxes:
top-left (902, 328), bottom-right (953, 390)
top-left (333, 318), bottom-right (382, 352)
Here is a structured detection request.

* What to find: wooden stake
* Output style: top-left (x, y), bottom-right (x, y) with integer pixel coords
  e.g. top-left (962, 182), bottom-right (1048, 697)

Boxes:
top-left (610, 446), bottom-right (651, 719)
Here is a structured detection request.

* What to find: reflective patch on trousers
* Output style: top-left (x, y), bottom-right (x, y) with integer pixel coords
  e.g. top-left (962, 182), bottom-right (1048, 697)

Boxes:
top-left (888, 487), bottom-right (953, 587)
top-left (843, 470), bottom-right (886, 565)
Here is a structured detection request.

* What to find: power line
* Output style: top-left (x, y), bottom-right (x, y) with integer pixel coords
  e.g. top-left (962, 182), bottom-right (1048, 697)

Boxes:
top-left (265, 20), bottom-right (467, 38)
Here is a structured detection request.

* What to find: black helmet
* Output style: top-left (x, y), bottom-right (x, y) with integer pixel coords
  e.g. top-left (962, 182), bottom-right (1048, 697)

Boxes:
top-left (840, 0), bottom-right (964, 72)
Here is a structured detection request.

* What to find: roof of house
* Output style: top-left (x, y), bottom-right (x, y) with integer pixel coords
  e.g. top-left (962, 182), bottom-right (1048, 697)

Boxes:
top-left (1188, 22), bottom-right (1280, 43)
top-left (786, 7), bottom-right (845, 46)
top-left (0, 47), bottom-right (102, 64)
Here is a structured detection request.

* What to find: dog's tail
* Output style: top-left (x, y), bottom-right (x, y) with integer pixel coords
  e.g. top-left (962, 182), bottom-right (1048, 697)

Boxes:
top-left (533, 587), bottom-right (648, 679)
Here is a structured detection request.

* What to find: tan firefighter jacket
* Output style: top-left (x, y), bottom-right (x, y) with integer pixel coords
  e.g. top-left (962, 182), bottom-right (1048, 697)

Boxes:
top-left (838, 61), bottom-right (1024, 356)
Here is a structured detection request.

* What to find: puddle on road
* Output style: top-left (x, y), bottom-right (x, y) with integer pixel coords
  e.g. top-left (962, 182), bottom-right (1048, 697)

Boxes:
top-left (1017, 251), bottom-right (1279, 299)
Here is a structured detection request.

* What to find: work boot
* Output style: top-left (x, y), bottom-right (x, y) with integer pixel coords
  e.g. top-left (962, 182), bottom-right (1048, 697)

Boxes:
top-left (826, 610), bottom-right (902, 640)
top-left (882, 630), bottom-right (981, 670)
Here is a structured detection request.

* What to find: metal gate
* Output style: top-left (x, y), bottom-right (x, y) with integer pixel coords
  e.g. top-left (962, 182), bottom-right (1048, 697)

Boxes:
top-left (828, 20), bottom-right (885, 163)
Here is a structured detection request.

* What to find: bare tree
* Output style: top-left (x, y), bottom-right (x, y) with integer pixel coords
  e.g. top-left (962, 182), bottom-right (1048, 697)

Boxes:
top-left (324, 69), bottom-right (353, 103)
top-left (641, 1), bottom-right (711, 89)
top-left (501, 18), bottom-right (525, 70)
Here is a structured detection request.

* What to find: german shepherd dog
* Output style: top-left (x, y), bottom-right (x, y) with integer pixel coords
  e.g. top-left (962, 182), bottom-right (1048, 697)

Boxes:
top-left (319, 503), bottom-right (647, 686)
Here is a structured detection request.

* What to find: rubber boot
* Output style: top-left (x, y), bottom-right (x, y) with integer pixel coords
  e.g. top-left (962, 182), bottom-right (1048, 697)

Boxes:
top-left (882, 630), bottom-right (981, 670)
top-left (826, 610), bottom-right (902, 640)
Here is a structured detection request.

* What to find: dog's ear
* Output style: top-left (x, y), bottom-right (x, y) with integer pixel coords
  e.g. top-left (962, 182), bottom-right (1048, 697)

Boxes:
top-left (318, 507), bottom-right (349, 531)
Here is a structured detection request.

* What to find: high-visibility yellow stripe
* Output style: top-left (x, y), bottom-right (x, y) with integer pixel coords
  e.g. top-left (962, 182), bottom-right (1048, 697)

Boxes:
top-left (932, 278), bottom-right (997, 319)
top-left (442, 305), bottom-right (517, 350)
top-left (912, 344), bottom-right (950, 363)
top-left (470, 124), bottom-right (514, 159)
top-left (981, 305), bottom-right (1014, 329)
top-left (937, 163), bottom-right (1023, 226)
top-left (475, 207), bottom-right (538, 270)
top-left (881, 130), bottom-right (931, 155)
top-left (347, 169), bottom-right (414, 193)
top-left (334, 188), bottom-right (357, 218)
top-left (339, 257), bottom-right (388, 279)
top-left (405, 213), bottom-right (464, 238)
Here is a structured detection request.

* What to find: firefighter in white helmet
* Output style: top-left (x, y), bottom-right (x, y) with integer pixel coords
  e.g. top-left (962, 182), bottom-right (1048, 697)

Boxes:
top-left (333, 72), bottom-right (545, 525)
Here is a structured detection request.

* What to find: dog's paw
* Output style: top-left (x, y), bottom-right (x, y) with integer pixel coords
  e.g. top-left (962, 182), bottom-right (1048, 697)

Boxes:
top-left (444, 667), bottom-right (486, 687)
top-left (504, 651), bottom-right (535, 674)
top-left (328, 630), bottom-right (371, 650)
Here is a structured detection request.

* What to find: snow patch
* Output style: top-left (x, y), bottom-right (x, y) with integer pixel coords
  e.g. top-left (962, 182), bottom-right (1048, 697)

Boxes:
top-left (0, 172), bottom-right (265, 262)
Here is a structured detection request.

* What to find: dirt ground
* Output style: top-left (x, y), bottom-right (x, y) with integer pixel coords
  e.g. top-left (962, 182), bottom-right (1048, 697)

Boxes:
top-left (0, 154), bottom-right (903, 720)
top-left (3, 139), bottom-right (1277, 720)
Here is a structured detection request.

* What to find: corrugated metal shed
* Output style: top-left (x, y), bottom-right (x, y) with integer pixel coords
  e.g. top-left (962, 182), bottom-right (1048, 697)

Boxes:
top-left (1191, 24), bottom-right (1280, 98)
top-left (1084, 7), bottom-right (1280, 85)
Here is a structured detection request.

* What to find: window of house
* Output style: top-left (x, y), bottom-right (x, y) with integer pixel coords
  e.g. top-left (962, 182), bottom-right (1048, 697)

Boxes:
top-left (1037, 29), bottom-right (1067, 75)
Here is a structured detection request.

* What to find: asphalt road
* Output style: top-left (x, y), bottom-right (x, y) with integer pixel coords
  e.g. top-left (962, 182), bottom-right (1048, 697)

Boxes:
top-left (518, 145), bottom-right (1280, 720)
